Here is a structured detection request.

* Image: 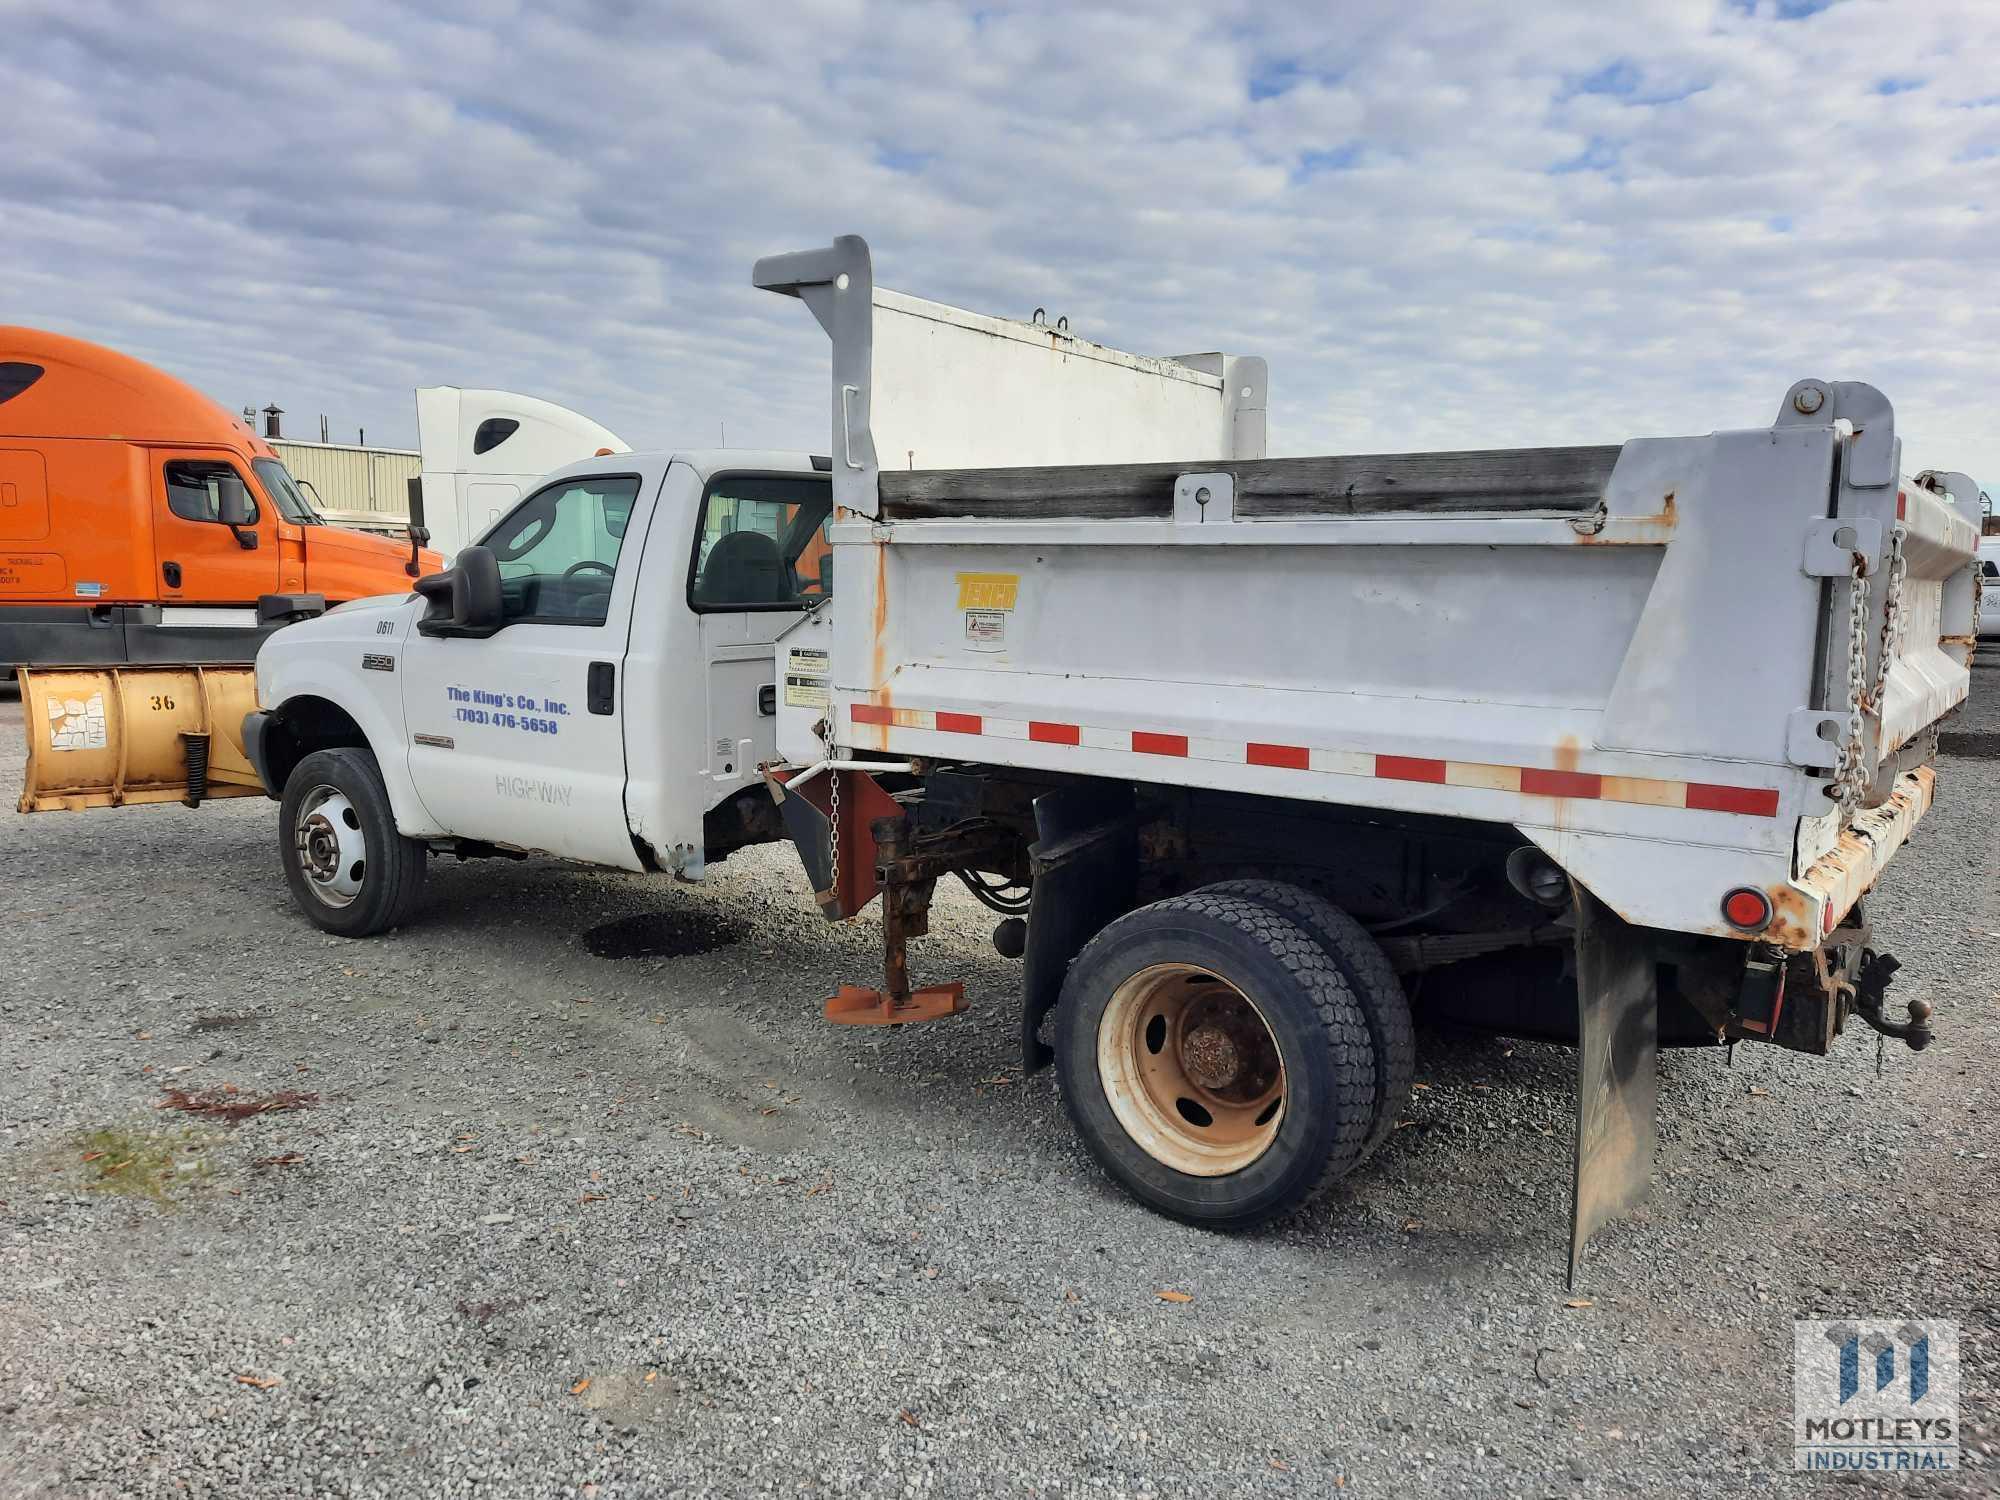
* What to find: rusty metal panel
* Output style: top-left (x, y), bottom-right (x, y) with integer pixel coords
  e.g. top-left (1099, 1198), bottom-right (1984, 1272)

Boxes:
top-left (1786, 767), bottom-right (1935, 943)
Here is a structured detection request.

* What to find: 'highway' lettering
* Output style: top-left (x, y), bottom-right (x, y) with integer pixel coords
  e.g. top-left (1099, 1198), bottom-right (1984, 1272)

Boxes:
top-left (495, 775), bottom-right (572, 806)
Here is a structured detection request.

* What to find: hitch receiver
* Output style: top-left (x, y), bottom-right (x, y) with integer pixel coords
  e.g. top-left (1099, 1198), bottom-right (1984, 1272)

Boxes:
top-left (1849, 950), bottom-right (1932, 1051)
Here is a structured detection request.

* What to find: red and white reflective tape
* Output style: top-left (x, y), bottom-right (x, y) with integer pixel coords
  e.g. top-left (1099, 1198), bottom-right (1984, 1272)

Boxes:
top-left (848, 702), bottom-right (1780, 818)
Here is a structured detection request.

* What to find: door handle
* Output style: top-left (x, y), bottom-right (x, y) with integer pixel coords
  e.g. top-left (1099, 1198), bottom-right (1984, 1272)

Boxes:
top-left (587, 661), bottom-right (615, 715)
top-left (162, 561), bottom-right (182, 589)
top-left (757, 684), bottom-right (776, 716)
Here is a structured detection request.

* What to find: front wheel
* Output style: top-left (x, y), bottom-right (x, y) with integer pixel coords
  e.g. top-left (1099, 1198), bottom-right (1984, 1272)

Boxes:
top-left (279, 747), bottom-right (427, 937)
top-left (1054, 892), bottom-right (1377, 1229)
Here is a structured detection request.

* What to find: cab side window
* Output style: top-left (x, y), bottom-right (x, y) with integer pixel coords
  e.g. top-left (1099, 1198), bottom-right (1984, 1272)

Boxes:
top-left (483, 475), bottom-right (640, 626)
top-left (164, 461), bottom-right (258, 525)
top-left (690, 477), bottom-right (833, 610)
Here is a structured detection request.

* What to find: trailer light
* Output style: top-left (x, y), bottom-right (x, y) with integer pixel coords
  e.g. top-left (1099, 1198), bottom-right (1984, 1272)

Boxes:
top-left (1722, 888), bottom-right (1773, 932)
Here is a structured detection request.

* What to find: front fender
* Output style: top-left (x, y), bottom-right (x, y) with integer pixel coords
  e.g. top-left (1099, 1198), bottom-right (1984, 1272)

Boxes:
top-left (256, 604), bottom-right (442, 838)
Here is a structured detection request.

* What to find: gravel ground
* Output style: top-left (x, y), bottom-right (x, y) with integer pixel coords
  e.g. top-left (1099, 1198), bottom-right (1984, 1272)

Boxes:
top-left (1, 658), bottom-right (1996, 1499)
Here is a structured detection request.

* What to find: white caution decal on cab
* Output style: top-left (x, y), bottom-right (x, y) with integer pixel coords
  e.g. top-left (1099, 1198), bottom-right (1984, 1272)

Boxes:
top-left (784, 646), bottom-right (830, 708)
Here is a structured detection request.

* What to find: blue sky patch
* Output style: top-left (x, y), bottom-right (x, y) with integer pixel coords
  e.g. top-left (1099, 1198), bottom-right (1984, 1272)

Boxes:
top-left (1550, 136), bottom-right (1622, 175)
top-left (1294, 142), bottom-right (1361, 179)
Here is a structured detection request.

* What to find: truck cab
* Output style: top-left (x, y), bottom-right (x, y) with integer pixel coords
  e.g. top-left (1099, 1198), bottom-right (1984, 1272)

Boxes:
top-left (412, 386), bottom-right (630, 560)
top-left (244, 450), bottom-right (831, 929)
top-left (0, 327), bottom-right (439, 669)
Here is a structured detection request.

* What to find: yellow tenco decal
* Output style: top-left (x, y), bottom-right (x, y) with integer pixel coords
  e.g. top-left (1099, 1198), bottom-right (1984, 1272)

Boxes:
top-left (955, 571), bottom-right (1020, 611)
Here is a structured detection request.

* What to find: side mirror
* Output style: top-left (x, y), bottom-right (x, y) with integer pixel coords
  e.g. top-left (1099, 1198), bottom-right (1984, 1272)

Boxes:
top-left (404, 523), bottom-right (432, 578)
top-left (217, 474), bottom-right (258, 547)
top-left (415, 544), bottom-right (504, 638)
top-left (217, 475), bottom-right (254, 528)
top-left (454, 545), bottom-right (502, 630)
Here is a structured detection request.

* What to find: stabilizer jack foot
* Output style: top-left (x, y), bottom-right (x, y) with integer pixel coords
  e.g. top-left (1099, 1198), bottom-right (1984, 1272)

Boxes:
top-left (823, 982), bottom-right (968, 1026)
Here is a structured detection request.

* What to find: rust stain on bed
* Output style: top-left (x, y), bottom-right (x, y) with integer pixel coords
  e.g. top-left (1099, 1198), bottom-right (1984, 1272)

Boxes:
top-left (869, 539), bottom-right (892, 750)
top-left (1575, 490), bottom-right (1676, 545)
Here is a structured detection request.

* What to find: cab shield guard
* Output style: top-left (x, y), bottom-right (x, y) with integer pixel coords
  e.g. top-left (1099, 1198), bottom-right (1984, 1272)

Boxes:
top-left (1569, 885), bottom-right (1659, 1287)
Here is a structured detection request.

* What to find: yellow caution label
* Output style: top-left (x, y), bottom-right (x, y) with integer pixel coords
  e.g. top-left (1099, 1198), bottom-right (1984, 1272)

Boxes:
top-left (955, 571), bottom-right (1019, 611)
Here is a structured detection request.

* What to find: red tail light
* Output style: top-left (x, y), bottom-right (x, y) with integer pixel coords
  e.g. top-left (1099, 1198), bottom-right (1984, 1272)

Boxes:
top-left (1722, 888), bottom-right (1773, 932)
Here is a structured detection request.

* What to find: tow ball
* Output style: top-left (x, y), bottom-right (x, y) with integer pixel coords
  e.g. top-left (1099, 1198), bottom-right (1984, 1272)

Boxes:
top-left (1848, 950), bottom-right (1934, 1068)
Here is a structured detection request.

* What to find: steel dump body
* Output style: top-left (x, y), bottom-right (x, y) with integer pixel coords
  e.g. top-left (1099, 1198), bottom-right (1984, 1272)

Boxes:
top-left (756, 237), bottom-right (1987, 1270)
top-left (762, 240), bottom-right (1982, 953)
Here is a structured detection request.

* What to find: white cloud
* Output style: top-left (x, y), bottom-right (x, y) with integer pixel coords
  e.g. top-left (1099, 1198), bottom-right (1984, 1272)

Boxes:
top-left (2, 0), bottom-right (1995, 492)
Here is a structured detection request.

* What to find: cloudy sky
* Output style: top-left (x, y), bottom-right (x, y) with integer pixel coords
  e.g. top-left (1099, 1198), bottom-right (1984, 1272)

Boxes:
top-left (5, 0), bottom-right (1996, 490)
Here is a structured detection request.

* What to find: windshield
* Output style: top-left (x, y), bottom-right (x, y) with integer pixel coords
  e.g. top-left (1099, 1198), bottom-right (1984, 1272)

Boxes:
top-left (252, 457), bottom-right (322, 526)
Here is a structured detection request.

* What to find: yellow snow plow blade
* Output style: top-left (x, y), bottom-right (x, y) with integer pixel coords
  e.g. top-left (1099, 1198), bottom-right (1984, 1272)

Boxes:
top-left (16, 665), bottom-right (264, 813)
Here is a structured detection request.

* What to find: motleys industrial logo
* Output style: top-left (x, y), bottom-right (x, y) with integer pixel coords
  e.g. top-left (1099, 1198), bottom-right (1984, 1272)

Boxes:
top-left (1794, 1319), bottom-right (1958, 1472)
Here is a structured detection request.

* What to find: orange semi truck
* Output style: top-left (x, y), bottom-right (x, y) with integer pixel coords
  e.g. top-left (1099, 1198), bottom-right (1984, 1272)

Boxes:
top-left (0, 328), bottom-right (440, 670)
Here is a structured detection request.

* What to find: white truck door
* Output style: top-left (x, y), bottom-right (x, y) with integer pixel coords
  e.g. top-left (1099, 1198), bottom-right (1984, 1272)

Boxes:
top-left (398, 466), bottom-right (658, 869)
top-left (688, 472), bottom-right (834, 793)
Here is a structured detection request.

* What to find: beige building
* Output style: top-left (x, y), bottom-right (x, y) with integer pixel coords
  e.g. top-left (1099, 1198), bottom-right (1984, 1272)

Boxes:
top-left (269, 438), bottom-right (419, 530)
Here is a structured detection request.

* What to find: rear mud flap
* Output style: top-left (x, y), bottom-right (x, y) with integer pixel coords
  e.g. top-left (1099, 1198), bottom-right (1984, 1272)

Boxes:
top-left (1568, 886), bottom-right (1659, 1287)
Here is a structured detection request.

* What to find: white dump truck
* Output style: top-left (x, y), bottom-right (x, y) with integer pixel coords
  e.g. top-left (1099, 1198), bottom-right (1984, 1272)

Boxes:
top-left (16, 238), bottom-right (1981, 1278)
top-left (747, 238), bottom-right (1980, 1275)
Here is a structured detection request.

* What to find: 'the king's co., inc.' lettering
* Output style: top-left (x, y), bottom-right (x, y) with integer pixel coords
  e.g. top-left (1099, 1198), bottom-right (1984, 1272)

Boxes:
top-left (446, 684), bottom-right (569, 736)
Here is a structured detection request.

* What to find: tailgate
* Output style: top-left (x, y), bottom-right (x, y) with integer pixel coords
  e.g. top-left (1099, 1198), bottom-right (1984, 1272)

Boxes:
top-left (1787, 462), bottom-right (1978, 943)
top-left (1789, 385), bottom-right (1981, 812)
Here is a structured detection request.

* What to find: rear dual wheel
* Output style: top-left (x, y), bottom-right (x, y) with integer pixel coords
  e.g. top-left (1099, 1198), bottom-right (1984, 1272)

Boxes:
top-left (1055, 890), bottom-right (1390, 1229)
top-left (1196, 879), bottom-right (1415, 1163)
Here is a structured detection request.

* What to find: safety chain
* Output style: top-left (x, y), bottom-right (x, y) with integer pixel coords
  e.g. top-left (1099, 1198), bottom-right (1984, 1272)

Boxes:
top-left (1829, 551), bottom-right (1872, 812)
top-left (1874, 523), bottom-right (1908, 706)
top-left (827, 756), bottom-right (842, 894)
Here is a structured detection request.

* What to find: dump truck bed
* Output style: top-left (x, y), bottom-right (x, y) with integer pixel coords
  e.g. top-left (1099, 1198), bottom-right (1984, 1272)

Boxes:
top-left (762, 239), bottom-right (1983, 951)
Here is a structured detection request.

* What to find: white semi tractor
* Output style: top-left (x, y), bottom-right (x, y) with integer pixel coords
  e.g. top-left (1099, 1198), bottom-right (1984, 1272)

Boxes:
top-left (18, 239), bottom-right (1982, 1278)
top-left (411, 386), bottom-right (630, 560)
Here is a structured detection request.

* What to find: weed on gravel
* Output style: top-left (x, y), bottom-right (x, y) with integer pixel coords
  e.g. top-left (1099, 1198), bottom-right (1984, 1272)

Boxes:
top-left (64, 1124), bottom-right (216, 1202)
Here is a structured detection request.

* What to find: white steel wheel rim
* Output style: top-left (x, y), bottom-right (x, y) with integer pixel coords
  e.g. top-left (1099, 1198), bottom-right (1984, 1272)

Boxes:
top-left (1096, 962), bottom-right (1287, 1177)
top-left (295, 785), bottom-right (367, 908)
